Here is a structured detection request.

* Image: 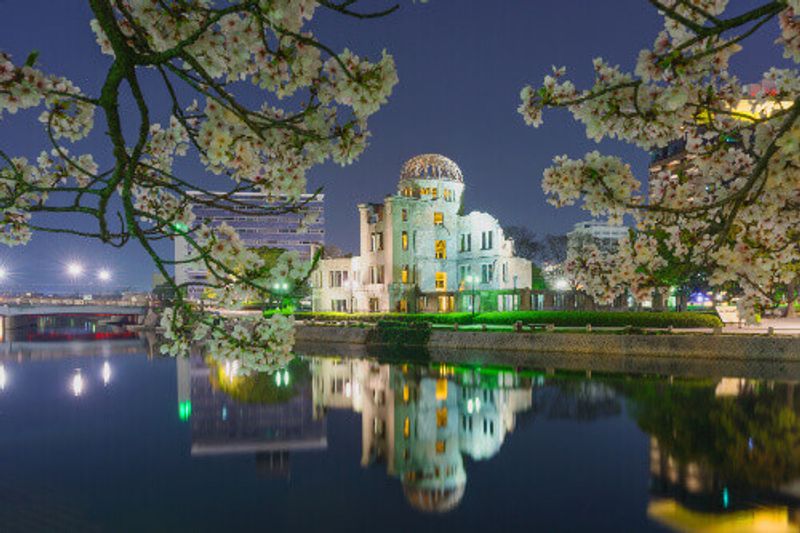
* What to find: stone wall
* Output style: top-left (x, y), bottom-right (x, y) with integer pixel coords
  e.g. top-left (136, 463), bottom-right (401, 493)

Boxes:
top-left (294, 324), bottom-right (800, 361)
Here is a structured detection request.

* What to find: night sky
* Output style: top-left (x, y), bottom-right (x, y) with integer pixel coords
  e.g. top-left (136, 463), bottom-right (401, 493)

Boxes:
top-left (0, 1), bottom-right (786, 290)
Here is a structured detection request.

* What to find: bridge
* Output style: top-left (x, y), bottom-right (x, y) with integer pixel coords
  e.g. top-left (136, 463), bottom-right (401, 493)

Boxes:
top-left (0, 303), bottom-right (148, 343)
top-left (0, 304), bottom-right (148, 317)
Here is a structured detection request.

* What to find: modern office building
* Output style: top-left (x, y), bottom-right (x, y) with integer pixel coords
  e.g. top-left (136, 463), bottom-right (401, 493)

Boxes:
top-left (174, 192), bottom-right (324, 299)
top-left (566, 220), bottom-right (629, 254)
top-left (311, 154), bottom-right (532, 313)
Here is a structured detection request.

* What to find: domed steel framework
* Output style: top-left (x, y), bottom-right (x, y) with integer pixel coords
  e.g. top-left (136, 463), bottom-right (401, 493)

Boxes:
top-left (399, 153), bottom-right (463, 183)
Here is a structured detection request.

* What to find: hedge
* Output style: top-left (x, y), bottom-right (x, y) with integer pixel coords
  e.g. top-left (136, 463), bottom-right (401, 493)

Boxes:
top-left (266, 309), bottom-right (721, 329)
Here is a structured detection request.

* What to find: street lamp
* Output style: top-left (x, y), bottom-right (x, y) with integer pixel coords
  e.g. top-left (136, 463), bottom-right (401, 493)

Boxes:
top-left (97, 269), bottom-right (111, 282)
top-left (272, 281), bottom-right (290, 309)
top-left (466, 275), bottom-right (477, 317)
top-left (0, 266), bottom-right (7, 281)
top-left (67, 262), bottom-right (84, 279)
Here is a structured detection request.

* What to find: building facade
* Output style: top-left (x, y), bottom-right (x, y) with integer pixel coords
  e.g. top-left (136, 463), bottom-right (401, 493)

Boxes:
top-left (174, 192), bottom-right (324, 299)
top-left (312, 154), bottom-right (532, 313)
top-left (566, 220), bottom-right (629, 255)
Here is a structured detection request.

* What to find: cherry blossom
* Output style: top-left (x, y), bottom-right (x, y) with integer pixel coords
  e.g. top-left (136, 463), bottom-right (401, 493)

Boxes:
top-left (520, 1), bottom-right (800, 315)
top-left (1, 0), bottom-right (401, 370)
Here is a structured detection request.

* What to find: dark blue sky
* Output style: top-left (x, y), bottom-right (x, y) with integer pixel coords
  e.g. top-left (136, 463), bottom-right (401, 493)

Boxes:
top-left (0, 1), bottom-right (784, 290)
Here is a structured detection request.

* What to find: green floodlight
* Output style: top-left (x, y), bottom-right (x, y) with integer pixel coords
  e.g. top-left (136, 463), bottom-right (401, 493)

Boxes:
top-left (178, 400), bottom-right (192, 421)
top-left (171, 222), bottom-right (189, 234)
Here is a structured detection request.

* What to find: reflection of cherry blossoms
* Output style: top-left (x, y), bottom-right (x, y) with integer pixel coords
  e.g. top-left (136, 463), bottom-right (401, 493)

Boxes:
top-left (520, 1), bottom-right (800, 314)
top-left (0, 1), bottom-right (400, 370)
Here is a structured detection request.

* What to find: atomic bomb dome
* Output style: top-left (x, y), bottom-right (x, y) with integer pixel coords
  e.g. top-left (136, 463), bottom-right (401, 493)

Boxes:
top-left (399, 153), bottom-right (463, 183)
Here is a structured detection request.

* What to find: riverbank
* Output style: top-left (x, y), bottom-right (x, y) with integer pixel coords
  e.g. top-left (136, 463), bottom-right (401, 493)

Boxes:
top-left (294, 324), bottom-right (800, 361)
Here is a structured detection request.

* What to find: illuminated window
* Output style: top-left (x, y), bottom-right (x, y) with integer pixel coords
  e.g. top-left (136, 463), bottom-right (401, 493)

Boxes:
top-left (403, 385), bottom-right (410, 403)
top-left (435, 440), bottom-right (446, 454)
top-left (401, 208), bottom-right (408, 221)
top-left (399, 298), bottom-right (408, 312)
top-left (433, 212), bottom-right (444, 225)
top-left (435, 240), bottom-right (446, 259)
top-left (437, 407), bottom-right (448, 428)
top-left (401, 231), bottom-right (408, 250)
top-left (404, 416), bottom-right (410, 438)
top-left (435, 272), bottom-right (447, 291)
top-left (401, 265), bottom-right (409, 283)
top-left (436, 378), bottom-right (448, 400)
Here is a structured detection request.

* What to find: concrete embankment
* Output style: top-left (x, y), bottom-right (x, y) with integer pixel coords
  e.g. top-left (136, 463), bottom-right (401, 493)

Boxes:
top-left (294, 325), bottom-right (800, 361)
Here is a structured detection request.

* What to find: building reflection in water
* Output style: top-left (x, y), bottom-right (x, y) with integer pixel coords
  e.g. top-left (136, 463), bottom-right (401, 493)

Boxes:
top-left (179, 354), bottom-right (536, 509)
top-left (310, 358), bottom-right (534, 513)
top-left (637, 378), bottom-right (800, 532)
top-left (177, 352), bottom-right (800, 523)
top-left (176, 356), bottom-right (327, 477)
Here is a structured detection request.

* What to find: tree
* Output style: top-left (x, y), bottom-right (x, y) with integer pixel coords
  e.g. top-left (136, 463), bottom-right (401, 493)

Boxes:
top-left (0, 0), bottom-right (399, 371)
top-left (503, 225), bottom-right (543, 262)
top-left (519, 1), bottom-right (800, 321)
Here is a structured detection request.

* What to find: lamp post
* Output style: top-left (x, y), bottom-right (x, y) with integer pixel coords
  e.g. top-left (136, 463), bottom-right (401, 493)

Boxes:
top-left (66, 262), bottom-right (84, 297)
top-left (272, 281), bottom-right (289, 309)
top-left (344, 279), bottom-right (357, 314)
top-left (466, 275), bottom-right (477, 317)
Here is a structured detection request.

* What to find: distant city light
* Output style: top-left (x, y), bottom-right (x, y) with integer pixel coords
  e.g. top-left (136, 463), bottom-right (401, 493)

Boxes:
top-left (67, 262), bottom-right (84, 278)
top-left (101, 361), bottom-right (111, 386)
top-left (72, 370), bottom-right (84, 397)
top-left (97, 269), bottom-right (112, 282)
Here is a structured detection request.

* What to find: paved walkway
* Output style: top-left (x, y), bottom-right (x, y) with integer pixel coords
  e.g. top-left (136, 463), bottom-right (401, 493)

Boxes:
top-left (719, 317), bottom-right (800, 336)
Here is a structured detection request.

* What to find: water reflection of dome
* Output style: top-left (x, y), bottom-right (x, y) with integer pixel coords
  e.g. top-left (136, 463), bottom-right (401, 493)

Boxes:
top-left (402, 482), bottom-right (466, 513)
top-left (399, 153), bottom-right (463, 183)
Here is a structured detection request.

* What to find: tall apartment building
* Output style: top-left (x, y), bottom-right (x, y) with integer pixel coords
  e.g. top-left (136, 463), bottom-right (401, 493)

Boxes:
top-left (311, 154), bottom-right (533, 313)
top-left (174, 191), bottom-right (324, 298)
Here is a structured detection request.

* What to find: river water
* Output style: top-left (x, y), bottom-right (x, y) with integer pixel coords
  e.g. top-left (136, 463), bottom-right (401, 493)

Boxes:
top-left (0, 328), bottom-right (798, 532)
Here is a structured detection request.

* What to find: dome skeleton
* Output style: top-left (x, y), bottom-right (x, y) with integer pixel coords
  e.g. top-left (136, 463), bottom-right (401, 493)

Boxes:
top-left (400, 153), bottom-right (464, 183)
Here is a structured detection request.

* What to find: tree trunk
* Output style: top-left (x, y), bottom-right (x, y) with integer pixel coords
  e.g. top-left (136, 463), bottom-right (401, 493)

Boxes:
top-left (676, 292), bottom-right (688, 313)
top-left (785, 278), bottom-right (798, 318)
top-left (652, 289), bottom-right (664, 312)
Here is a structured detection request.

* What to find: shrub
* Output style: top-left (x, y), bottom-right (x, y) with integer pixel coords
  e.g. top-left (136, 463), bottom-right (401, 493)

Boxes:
top-left (473, 310), bottom-right (721, 328)
top-left (268, 309), bottom-right (721, 329)
top-left (370, 320), bottom-right (432, 346)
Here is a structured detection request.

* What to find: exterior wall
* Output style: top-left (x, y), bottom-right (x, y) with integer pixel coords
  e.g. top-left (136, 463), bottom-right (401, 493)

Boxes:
top-left (311, 256), bottom-right (359, 312)
top-left (175, 192), bottom-right (324, 299)
top-left (311, 155), bottom-right (533, 313)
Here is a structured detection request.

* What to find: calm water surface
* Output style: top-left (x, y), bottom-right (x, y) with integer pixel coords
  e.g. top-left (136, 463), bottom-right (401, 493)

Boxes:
top-left (0, 332), bottom-right (798, 532)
